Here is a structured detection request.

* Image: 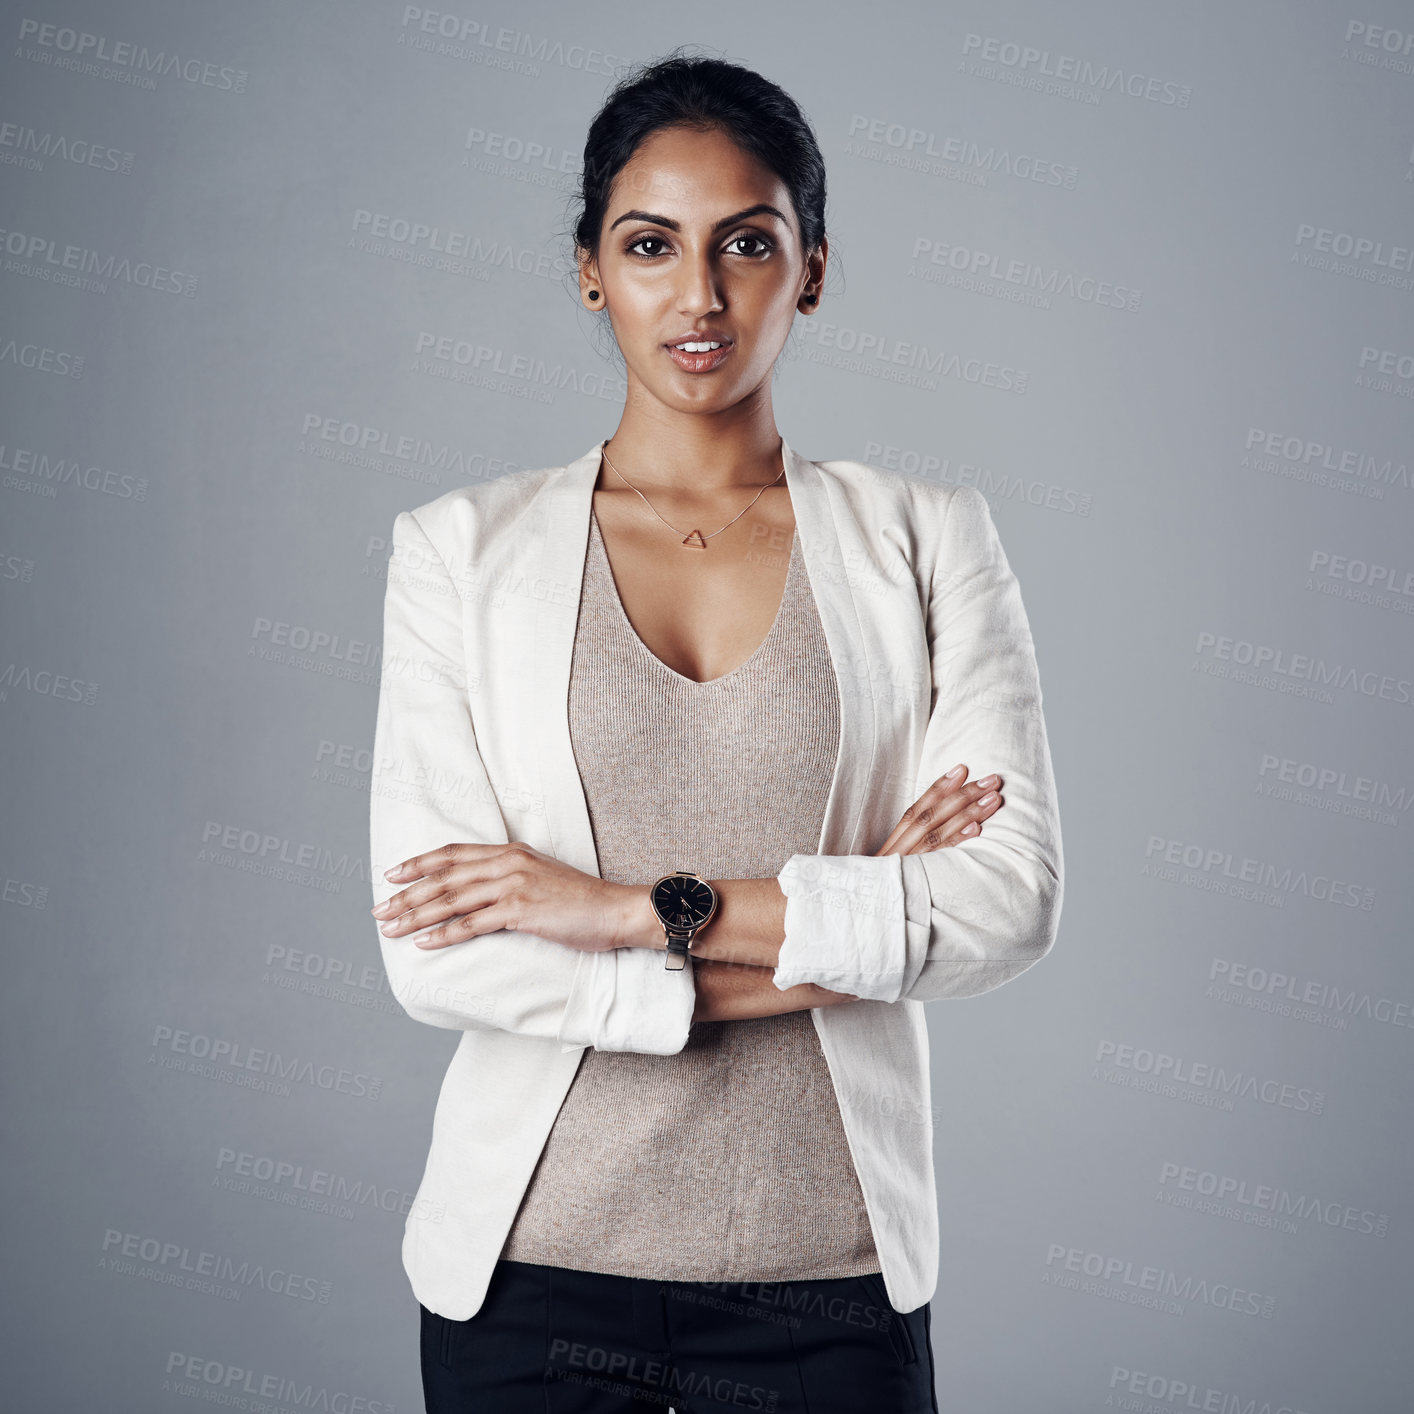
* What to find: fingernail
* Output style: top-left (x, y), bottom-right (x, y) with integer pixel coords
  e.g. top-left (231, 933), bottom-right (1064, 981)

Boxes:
top-left (975, 774), bottom-right (999, 789)
top-left (978, 791), bottom-right (998, 807)
top-left (384, 865), bottom-right (402, 880)
top-left (944, 764), bottom-right (965, 779)
top-left (961, 822), bottom-right (980, 835)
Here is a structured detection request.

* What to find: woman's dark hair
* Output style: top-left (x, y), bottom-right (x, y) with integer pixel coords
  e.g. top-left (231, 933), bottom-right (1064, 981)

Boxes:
top-left (570, 48), bottom-right (828, 261)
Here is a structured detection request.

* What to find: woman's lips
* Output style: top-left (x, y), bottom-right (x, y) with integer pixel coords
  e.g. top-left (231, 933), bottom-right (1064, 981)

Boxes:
top-left (664, 341), bottom-right (733, 373)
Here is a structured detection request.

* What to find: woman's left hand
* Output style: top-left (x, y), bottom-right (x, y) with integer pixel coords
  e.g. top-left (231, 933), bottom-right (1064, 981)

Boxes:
top-left (371, 841), bottom-right (636, 953)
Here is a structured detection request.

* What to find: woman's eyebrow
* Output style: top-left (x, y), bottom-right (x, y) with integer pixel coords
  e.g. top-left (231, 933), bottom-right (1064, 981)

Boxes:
top-left (607, 203), bottom-right (789, 233)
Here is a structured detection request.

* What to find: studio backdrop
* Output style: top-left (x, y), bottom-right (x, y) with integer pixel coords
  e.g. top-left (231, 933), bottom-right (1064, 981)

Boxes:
top-left (2, 2), bottom-right (1411, 1411)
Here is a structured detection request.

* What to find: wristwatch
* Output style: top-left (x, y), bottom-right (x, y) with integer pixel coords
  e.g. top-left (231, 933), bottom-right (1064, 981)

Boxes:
top-left (649, 870), bottom-right (719, 971)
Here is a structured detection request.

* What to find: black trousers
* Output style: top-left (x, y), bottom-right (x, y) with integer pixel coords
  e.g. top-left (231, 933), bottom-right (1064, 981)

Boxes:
top-left (421, 1258), bottom-right (939, 1413)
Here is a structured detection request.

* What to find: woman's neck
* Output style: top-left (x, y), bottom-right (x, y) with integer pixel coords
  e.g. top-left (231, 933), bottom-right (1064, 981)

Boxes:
top-left (600, 410), bottom-right (785, 493)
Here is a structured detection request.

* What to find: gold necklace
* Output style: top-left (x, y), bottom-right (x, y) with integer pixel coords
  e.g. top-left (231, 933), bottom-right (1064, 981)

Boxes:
top-left (599, 442), bottom-right (784, 550)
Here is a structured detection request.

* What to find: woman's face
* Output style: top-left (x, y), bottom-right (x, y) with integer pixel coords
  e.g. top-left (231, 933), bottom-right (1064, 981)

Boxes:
top-left (581, 124), bottom-right (824, 417)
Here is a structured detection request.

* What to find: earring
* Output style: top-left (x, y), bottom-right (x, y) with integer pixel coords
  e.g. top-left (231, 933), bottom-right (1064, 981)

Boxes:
top-left (803, 293), bottom-right (817, 304)
top-left (588, 290), bottom-right (600, 301)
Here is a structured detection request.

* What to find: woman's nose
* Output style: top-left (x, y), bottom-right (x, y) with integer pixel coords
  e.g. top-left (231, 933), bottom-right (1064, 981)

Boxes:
top-left (676, 261), bottom-right (723, 314)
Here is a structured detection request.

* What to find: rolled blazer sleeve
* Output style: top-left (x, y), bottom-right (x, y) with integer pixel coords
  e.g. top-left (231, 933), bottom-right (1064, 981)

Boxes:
top-left (370, 509), bottom-right (695, 1055)
top-left (771, 485), bottom-right (1063, 1002)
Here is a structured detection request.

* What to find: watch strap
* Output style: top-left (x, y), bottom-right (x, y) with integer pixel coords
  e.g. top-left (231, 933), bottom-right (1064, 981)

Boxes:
top-left (663, 928), bottom-right (694, 971)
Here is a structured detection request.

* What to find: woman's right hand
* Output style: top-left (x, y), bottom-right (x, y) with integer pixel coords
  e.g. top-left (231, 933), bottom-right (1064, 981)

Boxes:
top-left (872, 764), bottom-right (1004, 857)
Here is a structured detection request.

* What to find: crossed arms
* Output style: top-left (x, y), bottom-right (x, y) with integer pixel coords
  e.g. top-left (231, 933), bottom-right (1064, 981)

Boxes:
top-left (369, 487), bottom-right (1062, 1054)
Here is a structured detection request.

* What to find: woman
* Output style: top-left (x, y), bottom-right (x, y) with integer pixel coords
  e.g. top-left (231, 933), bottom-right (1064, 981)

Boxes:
top-left (369, 51), bottom-right (1063, 1414)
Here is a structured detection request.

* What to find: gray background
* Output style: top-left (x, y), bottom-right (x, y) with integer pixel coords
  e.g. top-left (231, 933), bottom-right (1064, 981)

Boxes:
top-left (2, 2), bottom-right (1411, 1410)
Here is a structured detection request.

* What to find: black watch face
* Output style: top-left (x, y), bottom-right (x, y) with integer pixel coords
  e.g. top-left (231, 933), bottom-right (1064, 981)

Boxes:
top-left (652, 874), bottom-right (716, 929)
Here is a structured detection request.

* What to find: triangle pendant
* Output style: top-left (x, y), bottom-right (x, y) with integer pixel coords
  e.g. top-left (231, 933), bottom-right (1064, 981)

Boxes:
top-left (681, 529), bottom-right (708, 549)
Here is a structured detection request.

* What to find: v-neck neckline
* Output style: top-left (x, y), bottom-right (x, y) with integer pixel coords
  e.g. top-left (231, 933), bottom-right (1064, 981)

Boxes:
top-left (587, 509), bottom-right (799, 687)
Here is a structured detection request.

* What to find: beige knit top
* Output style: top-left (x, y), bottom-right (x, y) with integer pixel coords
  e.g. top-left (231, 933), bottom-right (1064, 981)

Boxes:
top-left (499, 509), bottom-right (881, 1281)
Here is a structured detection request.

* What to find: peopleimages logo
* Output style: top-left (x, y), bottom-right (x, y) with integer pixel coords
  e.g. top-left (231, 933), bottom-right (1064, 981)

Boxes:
top-left (395, 8), bottom-right (630, 78)
top-left (795, 316), bottom-right (1029, 393)
top-left (0, 223), bottom-right (197, 295)
top-left (1142, 833), bottom-right (1375, 911)
top-left (0, 660), bottom-right (98, 705)
top-left (215, 1145), bottom-right (444, 1223)
top-left (1242, 424), bottom-right (1411, 495)
top-left (163, 1351), bottom-right (393, 1414)
top-left (1043, 1244), bottom-right (1276, 1319)
top-left (959, 32), bottom-right (1193, 106)
top-left (908, 235), bottom-right (1143, 311)
top-left (0, 119), bottom-right (134, 175)
top-left (1093, 1038), bottom-right (1325, 1116)
top-left (1307, 547), bottom-right (1414, 604)
top-left (149, 1025), bottom-right (382, 1101)
top-left (844, 113), bottom-right (1078, 189)
top-left (15, 17), bottom-right (250, 92)
top-left (1293, 221), bottom-right (1414, 284)
top-left (548, 1339), bottom-right (781, 1411)
top-left (1192, 629), bottom-right (1413, 708)
top-left (1106, 1365), bottom-right (1312, 1414)
top-left (101, 1229), bottom-right (331, 1303)
top-left (0, 439), bottom-right (148, 498)
top-left (1256, 752), bottom-right (1412, 816)
top-left (1209, 956), bottom-right (1414, 1034)
top-left (200, 820), bottom-right (371, 885)
top-left (1156, 1159), bottom-right (1389, 1238)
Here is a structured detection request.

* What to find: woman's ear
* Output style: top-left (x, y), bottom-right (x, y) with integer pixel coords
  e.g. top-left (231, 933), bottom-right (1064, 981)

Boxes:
top-left (578, 254), bottom-right (603, 308)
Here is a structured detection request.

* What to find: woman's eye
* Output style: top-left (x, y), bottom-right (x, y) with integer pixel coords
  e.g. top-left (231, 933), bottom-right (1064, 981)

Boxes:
top-left (625, 234), bottom-right (775, 260)
top-left (728, 234), bottom-right (773, 258)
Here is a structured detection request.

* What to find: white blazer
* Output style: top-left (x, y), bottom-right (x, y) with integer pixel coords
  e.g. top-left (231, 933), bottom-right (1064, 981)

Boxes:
top-left (369, 435), bottom-right (1064, 1320)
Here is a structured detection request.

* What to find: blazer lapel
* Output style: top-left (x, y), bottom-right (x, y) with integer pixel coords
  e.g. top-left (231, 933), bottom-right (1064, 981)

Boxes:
top-left (527, 442), bottom-right (603, 877)
top-left (779, 436), bottom-right (884, 857)
top-left (520, 436), bottom-right (887, 877)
